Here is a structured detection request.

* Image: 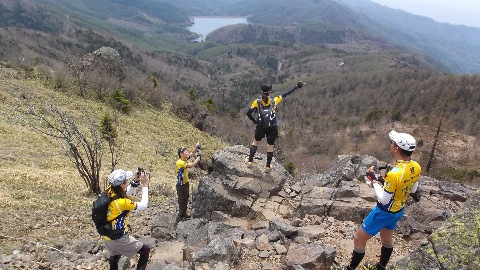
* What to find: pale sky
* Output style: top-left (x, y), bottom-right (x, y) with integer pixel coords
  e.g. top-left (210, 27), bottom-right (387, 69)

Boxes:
top-left (371, 0), bottom-right (480, 28)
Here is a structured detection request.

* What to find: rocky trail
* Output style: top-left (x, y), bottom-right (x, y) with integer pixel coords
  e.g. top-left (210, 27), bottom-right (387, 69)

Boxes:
top-left (1, 146), bottom-right (478, 269)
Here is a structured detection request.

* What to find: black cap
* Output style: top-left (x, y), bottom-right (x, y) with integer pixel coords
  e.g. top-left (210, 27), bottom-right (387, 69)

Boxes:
top-left (261, 84), bottom-right (272, 93)
top-left (178, 147), bottom-right (187, 157)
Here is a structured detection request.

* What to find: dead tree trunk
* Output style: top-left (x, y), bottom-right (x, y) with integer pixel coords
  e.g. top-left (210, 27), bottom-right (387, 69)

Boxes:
top-left (21, 104), bottom-right (104, 194)
top-left (426, 95), bottom-right (451, 173)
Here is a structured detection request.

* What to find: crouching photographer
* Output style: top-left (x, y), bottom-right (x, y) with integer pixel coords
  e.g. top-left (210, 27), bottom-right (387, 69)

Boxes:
top-left (103, 169), bottom-right (150, 270)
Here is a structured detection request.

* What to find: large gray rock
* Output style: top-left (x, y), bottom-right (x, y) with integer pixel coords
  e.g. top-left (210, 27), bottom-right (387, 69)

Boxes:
top-left (268, 218), bottom-right (298, 237)
top-left (182, 222), bottom-right (245, 264)
top-left (151, 213), bottom-right (178, 240)
top-left (286, 242), bottom-right (336, 270)
top-left (193, 145), bottom-right (292, 219)
top-left (295, 155), bottom-right (373, 222)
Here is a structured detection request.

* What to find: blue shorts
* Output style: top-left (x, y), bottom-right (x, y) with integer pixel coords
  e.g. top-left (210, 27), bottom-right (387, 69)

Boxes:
top-left (361, 205), bottom-right (405, 236)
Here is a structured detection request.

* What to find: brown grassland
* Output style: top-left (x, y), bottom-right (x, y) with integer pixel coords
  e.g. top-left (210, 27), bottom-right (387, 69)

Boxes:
top-left (0, 67), bottom-right (226, 253)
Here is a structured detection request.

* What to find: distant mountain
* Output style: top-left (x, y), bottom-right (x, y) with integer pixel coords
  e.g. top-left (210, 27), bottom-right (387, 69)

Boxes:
top-left (334, 0), bottom-right (480, 74)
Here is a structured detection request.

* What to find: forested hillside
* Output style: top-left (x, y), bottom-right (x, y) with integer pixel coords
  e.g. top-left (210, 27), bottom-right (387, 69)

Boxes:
top-left (0, 0), bottom-right (478, 184)
top-left (335, 0), bottom-right (480, 74)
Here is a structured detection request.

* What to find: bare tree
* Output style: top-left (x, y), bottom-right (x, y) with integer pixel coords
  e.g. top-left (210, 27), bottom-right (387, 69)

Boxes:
top-left (19, 104), bottom-right (104, 194)
top-left (426, 94), bottom-right (452, 174)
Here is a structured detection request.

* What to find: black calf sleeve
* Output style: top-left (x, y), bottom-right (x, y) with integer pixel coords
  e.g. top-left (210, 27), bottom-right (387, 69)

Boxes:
top-left (378, 245), bottom-right (393, 268)
top-left (109, 255), bottom-right (121, 270)
top-left (266, 152), bottom-right (273, 167)
top-left (137, 244), bottom-right (150, 270)
top-left (249, 145), bottom-right (257, 162)
top-left (348, 250), bottom-right (365, 269)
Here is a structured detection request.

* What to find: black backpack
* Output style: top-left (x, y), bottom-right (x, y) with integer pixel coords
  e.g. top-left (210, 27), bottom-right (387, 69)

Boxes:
top-left (256, 98), bottom-right (276, 128)
top-left (92, 191), bottom-right (128, 240)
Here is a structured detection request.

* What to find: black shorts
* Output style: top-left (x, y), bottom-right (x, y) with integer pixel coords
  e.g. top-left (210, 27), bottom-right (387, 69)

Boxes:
top-left (254, 125), bottom-right (278, 145)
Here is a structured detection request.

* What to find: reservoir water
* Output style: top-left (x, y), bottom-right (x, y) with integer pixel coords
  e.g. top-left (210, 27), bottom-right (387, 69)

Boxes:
top-left (187, 17), bottom-right (248, 42)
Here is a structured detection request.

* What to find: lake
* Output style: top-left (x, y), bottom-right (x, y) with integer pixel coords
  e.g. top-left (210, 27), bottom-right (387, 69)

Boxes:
top-left (187, 17), bottom-right (248, 42)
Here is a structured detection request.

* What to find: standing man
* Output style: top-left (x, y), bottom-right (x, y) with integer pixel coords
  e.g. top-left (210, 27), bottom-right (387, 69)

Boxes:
top-left (346, 130), bottom-right (421, 270)
top-left (104, 169), bottom-right (150, 270)
top-left (176, 143), bottom-right (201, 219)
top-left (246, 81), bottom-right (305, 172)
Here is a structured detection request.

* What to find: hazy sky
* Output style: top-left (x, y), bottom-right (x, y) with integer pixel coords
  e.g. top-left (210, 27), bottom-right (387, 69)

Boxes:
top-left (371, 0), bottom-right (480, 28)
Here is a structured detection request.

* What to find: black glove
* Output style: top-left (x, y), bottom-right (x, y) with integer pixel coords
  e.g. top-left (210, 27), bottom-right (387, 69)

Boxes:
top-left (130, 180), bottom-right (140, 187)
top-left (410, 189), bottom-right (421, 202)
top-left (365, 171), bottom-right (377, 181)
top-left (296, 81), bottom-right (305, 88)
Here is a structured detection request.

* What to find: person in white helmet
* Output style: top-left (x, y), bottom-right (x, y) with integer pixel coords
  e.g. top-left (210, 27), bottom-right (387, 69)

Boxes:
top-left (346, 130), bottom-right (422, 270)
top-left (104, 169), bottom-right (150, 270)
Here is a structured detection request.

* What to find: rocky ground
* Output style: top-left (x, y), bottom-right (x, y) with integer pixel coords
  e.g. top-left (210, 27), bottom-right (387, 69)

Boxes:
top-left (1, 146), bottom-right (477, 269)
top-left (0, 196), bottom-right (416, 270)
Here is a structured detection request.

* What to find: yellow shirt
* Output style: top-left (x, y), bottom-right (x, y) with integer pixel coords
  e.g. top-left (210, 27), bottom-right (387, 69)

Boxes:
top-left (250, 96), bottom-right (283, 110)
top-left (176, 159), bottom-right (188, 185)
top-left (379, 160), bottom-right (422, 212)
top-left (103, 189), bottom-right (137, 240)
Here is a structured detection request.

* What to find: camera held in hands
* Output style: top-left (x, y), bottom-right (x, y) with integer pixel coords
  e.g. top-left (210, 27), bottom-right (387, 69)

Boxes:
top-left (131, 167), bottom-right (144, 187)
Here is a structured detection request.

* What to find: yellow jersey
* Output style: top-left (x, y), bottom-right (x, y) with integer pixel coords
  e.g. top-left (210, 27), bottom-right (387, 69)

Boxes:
top-left (250, 96), bottom-right (283, 110)
top-left (103, 189), bottom-right (137, 240)
top-left (379, 160), bottom-right (421, 212)
top-left (176, 159), bottom-right (188, 185)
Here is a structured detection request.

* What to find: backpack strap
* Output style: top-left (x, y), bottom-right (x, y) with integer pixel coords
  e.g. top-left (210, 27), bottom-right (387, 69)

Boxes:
top-left (257, 98), bottom-right (275, 109)
top-left (256, 99), bottom-right (262, 110)
top-left (108, 195), bottom-right (129, 224)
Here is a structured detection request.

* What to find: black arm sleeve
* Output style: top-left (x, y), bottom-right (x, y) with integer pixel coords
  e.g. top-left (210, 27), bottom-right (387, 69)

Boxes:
top-left (246, 108), bottom-right (257, 123)
top-left (281, 85), bottom-right (298, 98)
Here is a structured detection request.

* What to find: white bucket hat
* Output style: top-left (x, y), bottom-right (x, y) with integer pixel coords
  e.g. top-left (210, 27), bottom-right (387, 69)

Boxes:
top-left (389, 130), bottom-right (416, 151)
top-left (108, 169), bottom-right (133, 186)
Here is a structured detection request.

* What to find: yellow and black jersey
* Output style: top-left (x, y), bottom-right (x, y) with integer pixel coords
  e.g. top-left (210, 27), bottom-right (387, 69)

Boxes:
top-left (176, 159), bottom-right (189, 186)
top-left (378, 160), bottom-right (421, 212)
top-left (103, 190), bottom-right (137, 240)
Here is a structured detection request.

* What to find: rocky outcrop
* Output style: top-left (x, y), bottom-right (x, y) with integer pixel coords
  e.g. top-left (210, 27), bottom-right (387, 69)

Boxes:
top-left (4, 146), bottom-right (476, 269)
top-left (295, 156), bottom-right (374, 223)
top-left (192, 145), bottom-right (293, 220)
top-left (395, 190), bottom-right (480, 270)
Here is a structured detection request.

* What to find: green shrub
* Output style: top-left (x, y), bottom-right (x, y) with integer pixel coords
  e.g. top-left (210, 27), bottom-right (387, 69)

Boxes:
top-left (150, 75), bottom-right (159, 88)
top-left (390, 109), bottom-right (402, 121)
top-left (100, 114), bottom-right (118, 140)
top-left (284, 162), bottom-right (296, 176)
top-left (204, 98), bottom-right (216, 112)
top-left (188, 88), bottom-right (196, 101)
top-left (111, 90), bottom-right (131, 113)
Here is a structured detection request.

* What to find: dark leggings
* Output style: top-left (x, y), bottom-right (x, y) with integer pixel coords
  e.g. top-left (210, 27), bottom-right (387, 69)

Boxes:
top-left (137, 244), bottom-right (150, 270)
top-left (108, 244), bottom-right (150, 270)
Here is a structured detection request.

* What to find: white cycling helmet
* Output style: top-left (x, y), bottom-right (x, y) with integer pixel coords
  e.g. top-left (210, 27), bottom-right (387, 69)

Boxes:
top-left (108, 169), bottom-right (133, 186)
top-left (389, 130), bottom-right (416, 151)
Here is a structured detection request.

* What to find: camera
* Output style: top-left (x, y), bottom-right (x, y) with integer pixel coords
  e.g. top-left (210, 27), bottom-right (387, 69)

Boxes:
top-left (136, 167), bottom-right (145, 176)
top-left (131, 167), bottom-right (145, 187)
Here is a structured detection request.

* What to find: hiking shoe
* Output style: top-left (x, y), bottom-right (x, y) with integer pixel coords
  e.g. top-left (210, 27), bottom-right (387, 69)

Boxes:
top-left (264, 166), bottom-right (272, 173)
top-left (362, 262), bottom-right (384, 270)
top-left (330, 266), bottom-right (353, 270)
top-left (244, 157), bottom-right (253, 167)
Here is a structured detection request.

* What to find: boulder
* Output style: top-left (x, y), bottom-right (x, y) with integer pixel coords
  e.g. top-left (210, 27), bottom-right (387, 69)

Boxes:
top-left (286, 242), bottom-right (336, 270)
top-left (151, 213), bottom-right (179, 240)
top-left (193, 145), bottom-right (292, 219)
top-left (395, 191), bottom-right (480, 270)
top-left (182, 222), bottom-right (245, 264)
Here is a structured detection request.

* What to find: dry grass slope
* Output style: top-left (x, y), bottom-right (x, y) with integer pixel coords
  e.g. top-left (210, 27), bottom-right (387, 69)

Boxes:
top-left (0, 67), bottom-right (226, 253)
